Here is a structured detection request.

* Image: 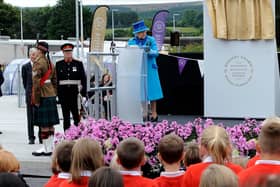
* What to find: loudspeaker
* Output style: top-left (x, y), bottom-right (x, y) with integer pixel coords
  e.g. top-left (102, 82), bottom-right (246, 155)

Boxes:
top-left (170, 31), bottom-right (180, 46)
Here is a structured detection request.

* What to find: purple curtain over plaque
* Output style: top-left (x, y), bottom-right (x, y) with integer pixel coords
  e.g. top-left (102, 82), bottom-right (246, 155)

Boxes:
top-left (177, 57), bottom-right (188, 75)
top-left (151, 10), bottom-right (169, 50)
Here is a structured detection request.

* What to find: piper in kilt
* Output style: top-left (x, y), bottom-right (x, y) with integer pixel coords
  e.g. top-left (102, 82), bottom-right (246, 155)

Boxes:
top-left (31, 41), bottom-right (59, 156)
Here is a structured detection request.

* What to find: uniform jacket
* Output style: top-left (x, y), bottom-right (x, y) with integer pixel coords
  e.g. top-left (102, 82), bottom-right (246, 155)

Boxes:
top-left (238, 160), bottom-right (280, 187)
top-left (22, 62), bottom-right (33, 104)
top-left (55, 59), bottom-right (86, 102)
top-left (153, 172), bottom-right (185, 187)
top-left (183, 162), bottom-right (243, 187)
top-left (59, 176), bottom-right (89, 187)
top-left (122, 175), bottom-right (157, 187)
top-left (128, 35), bottom-right (163, 101)
top-left (0, 69), bottom-right (4, 97)
top-left (32, 56), bottom-right (57, 105)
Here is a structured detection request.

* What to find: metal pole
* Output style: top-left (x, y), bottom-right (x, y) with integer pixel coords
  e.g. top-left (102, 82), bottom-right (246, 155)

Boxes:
top-left (173, 14), bottom-right (179, 32)
top-left (20, 7), bottom-right (23, 43)
top-left (80, 0), bottom-right (84, 60)
top-left (112, 10), bottom-right (115, 42)
top-left (75, 0), bottom-right (80, 58)
top-left (173, 14), bottom-right (175, 32)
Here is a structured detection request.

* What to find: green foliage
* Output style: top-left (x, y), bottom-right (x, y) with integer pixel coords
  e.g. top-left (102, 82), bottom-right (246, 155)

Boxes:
top-left (23, 7), bottom-right (52, 39)
top-left (107, 11), bottom-right (138, 28)
top-left (47, 0), bottom-right (92, 39)
top-left (105, 28), bottom-right (133, 39)
top-left (179, 9), bottom-right (203, 28)
top-left (169, 43), bottom-right (203, 53)
top-left (0, 3), bottom-right (20, 37)
top-left (166, 27), bottom-right (202, 37)
top-left (47, 0), bottom-right (76, 39)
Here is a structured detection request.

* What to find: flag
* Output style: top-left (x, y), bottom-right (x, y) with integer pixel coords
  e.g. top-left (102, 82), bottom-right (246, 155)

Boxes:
top-left (197, 60), bottom-right (204, 77)
top-left (177, 57), bottom-right (188, 75)
top-left (90, 6), bottom-right (109, 52)
top-left (151, 10), bottom-right (169, 51)
top-left (90, 6), bottom-right (109, 72)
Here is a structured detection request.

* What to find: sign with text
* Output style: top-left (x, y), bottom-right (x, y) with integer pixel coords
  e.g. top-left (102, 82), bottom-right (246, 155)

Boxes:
top-left (204, 0), bottom-right (280, 118)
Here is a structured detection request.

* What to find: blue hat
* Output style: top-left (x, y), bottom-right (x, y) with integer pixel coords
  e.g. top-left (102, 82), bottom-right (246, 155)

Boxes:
top-left (132, 20), bottom-right (149, 34)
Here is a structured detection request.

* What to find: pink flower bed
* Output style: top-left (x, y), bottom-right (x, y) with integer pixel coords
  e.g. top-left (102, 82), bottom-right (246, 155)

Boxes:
top-left (55, 117), bottom-right (261, 166)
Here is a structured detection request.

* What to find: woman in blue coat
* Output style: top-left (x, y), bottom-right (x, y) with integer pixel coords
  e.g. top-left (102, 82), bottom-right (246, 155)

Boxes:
top-left (128, 20), bottom-right (163, 122)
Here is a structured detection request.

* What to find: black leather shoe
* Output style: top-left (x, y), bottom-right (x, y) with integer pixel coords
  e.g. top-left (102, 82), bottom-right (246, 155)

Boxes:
top-left (150, 116), bottom-right (158, 122)
top-left (43, 152), bottom-right (52, 156)
top-left (32, 147), bottom-right (46, 156)
top-left (32, 151), bottom-right (44, 156)
top-left (28, 139), bottom-right (35, 144)
top-left (32, 151), bottom-right (52, 156)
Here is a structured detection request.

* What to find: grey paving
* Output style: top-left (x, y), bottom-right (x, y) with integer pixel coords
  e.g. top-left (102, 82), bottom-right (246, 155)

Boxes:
top-left (0, 95), bottom-right (63, 187)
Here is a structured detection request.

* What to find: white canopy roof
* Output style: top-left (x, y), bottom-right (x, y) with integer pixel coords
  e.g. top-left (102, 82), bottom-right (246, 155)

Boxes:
top-left (4, 0), bottom-right (202, 7)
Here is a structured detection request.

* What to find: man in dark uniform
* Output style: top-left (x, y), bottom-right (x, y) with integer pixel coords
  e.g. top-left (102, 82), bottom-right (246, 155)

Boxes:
top-left (22, 48), bottom-right (42, 144)
top-left (55, 43), bottom-right (87, 131)
top-left (0, 65), bottom-right (4, 135)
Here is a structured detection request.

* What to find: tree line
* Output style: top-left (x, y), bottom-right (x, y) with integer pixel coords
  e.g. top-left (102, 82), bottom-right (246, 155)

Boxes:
top-left (0, 0), bottom-right (203, 40)
top-left (0, 0), bottom-right (204, 40)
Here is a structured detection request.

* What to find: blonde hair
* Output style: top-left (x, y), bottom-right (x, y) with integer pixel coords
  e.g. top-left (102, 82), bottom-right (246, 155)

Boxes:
top-left (199, 164), bottom-right (238, 187)
top-left (110, 152), bottom-right (121, 170)
top-left (259, 117), bottom-right (280, 154)
top-left (201, 125), bottom-right (231, 164)
top-left (70, 138), bottom-right (103, 184)
top-left (231, 156), bottom-right (248, 169)
top-left (0, 150), bottom-right (20, 172)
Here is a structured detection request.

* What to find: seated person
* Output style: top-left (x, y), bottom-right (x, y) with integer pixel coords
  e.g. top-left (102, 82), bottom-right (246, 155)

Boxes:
top-left (59, 138), bottom-right (103, 187)
top-left (88, 167), bottom-right (123, 187)
top-left (0, 149), bottom-right (29, 186)
top-left (183, 126), bottom-right (243, 187)
top-left (44, 140), bottom-right (75, 187)
top-left (116, 137), bottom-right (156, 187)
top-left (153, 134), bottom-right (185, 187)
top-left (184, 142), bottom-right (201, 169)
top-left (200, 164), bottom-right (238, 187)
top-left (0, 172), bottom-right (27, 187)
top-left (238, 117), bottom-right (280, 187)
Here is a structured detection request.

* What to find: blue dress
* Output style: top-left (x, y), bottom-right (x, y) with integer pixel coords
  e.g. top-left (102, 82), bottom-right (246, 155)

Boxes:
top-left (128, 35), bottom-right (163, 101)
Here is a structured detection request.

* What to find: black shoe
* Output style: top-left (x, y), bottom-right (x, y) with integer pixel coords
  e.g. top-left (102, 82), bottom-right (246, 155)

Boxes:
top-left (143, 116), bottom-right (150, 122)
top-left (32, 150), bottom-right (52, 156)
top-left (0, 131), bottom-right (2, 134)
top-left (32, 151), bottom-right (45, 156)
top-left (43, 152), bottom-right (52, 156)
top-left (32, 147), bottom-right (46, 156)
top-left (28, 139), bottom-right (35, 145)
top-left (150, 116), bottom-right (158, 122)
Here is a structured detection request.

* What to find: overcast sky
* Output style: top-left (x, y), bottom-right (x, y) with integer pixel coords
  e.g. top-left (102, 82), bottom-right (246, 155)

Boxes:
top-left (4, 0), bottom-right (202, 7)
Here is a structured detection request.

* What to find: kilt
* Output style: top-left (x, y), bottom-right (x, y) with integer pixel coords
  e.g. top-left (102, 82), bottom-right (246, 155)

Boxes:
top-left (34, 96), bottom-right (59, 127)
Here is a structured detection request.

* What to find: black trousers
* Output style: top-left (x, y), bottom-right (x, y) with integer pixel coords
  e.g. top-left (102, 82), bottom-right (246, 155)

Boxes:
top-left (26, 104), bottom-right (35, 140)
top-left (61, 99), bottom-right (80, 131)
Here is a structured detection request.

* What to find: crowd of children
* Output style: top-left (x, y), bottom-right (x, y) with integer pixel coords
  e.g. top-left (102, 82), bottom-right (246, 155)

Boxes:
top-left (1, 117), bottom-right (280, 187)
